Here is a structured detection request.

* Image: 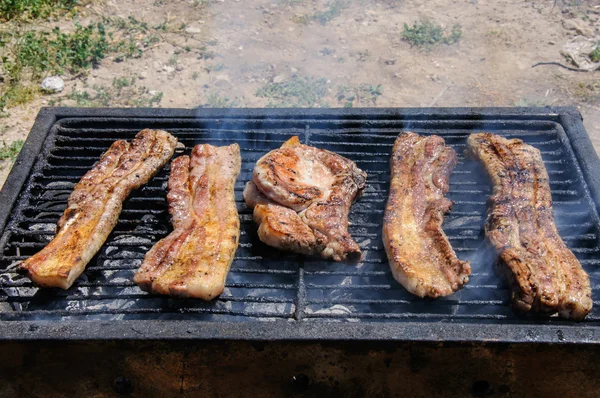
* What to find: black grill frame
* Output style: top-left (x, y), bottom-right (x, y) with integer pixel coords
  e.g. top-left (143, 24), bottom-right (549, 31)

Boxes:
top-left (1, 106), bottom-right (600, 343)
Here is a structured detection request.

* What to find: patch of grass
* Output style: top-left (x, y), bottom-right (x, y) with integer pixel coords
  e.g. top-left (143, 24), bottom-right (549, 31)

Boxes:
top-left (402, 20), bottom-right (462, 48)
top-left (168, 54), bottom-right (178, 66)
top-left (153, 20), bottom-right (168, 32)
top-left (337, 84), bottom-right (383, 107)
top-left (203, 92), bottom-right (244, 108)
top-left (257, 75), bottom-right (329, 107)
top-left (60, 77), bottom-right (163, 107)
top-left (197, 46), bottom-right (216, 60)
top-left (0, 84), bottom-right (40, 107)
top-left (192, 71), bottom-right (200, 80)
top-left (0, 22), bottom-right (108, 109)
top-left (293, 0), bottom-right (349, 25)
top-left (0, 139), bottom-right (24, 161)
top-left (1, 22), bottom-right (108, 85)
top-left (192, 0), bottom-right (215, 7)
top-left (104, 16), bottom-right (159, 61)
top-left (574, 81), bottom-right (600, 103)
top-left (0, 15), bottom-right (165, 111)
top-left (590, 42), bottom-right (600, 63)
top-left (0, 0), bottom-right (79, 22)
top-left (313, 0), bottom-right (349, 25)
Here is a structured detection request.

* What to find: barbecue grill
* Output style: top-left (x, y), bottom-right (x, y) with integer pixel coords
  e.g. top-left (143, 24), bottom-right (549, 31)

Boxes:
top-left (3, 106), bottom-right (600, 396)
top-left (1, 106), bottom-right (600, 342)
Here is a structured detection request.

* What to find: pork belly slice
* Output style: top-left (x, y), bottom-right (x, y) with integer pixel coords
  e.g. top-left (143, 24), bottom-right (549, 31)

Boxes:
top-left (19, 129), bottom-right (178, 289)
top-left (383, 132), bottom-right (471, 298)
top-left (246, 136), bottom-right (367, 262)
top-left (134, 143), bottom-right (241, 300)
top-left (467, 133), bottom-right (592, 320)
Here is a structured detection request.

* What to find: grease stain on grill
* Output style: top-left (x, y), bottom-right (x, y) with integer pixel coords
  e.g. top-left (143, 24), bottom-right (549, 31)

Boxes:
top-left (0, 112), bottom-right (599, 332)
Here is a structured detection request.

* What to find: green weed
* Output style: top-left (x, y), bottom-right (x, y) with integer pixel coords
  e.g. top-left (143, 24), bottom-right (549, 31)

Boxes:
top-left (590, 42), bottom-right (600, 63)
top-left (337, 84), bottom-right (383, 107)
top-left (197, 46), bottom-right (216, 60)
top-left (257, 75), bottom-right (329, 107)
top-left (104, 16), bottom-right (158, 61)
top-left (192, 0), bottom-right (215, 7)
top-left (0, 84), bottom-right (40, 107)
top-left (0, 0), bottom-right (79, 22)
top-left (63, 77), bottom-right (163, 107)
top-left (168, 54), bottom-right (178, 66)
top-left (574, 81), bottom-right (600, 103)
top-left (0, 139), bottom-right (24, 161)
top-left (1, 22), bottom-right (108, 82)
top-left (192, 71), bottom-right (200, 80)
top-left (0, 16), bottom-right (164, 110)
top-left (203, 92), bottom-right (244, 108)
top-left (293, 0), bottom-right (349, 25)
top-left (402, 21), bottom-right (462, 48)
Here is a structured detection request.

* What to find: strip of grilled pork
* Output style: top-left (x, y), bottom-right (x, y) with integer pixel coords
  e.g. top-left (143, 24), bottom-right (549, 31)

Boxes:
top-left (134, 143), bottom-right (241, 300)
top-left (19, 129), bottom-right (178, 289)
top-left (467, 133), bottom-right (592, 320)
top-left (383, 132), bottom-right (471, 297)
top-left (245, 136), bottom-right (367, 262)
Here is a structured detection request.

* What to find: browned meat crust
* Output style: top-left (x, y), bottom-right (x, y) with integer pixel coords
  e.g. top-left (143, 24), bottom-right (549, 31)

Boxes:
top-left (134, 143), bottom-right (241, 300)
top-left (466, 133), bottom-right (592, 320)
top-left (246, 136), bottom-right (367, 262)
top-left (19, 129), bottom-right (178, 289)
top-left (383, 132), bottom-right (471, 297)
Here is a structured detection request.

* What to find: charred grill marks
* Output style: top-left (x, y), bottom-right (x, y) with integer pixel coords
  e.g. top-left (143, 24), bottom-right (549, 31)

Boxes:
top-left (245, 136), bottom-right (366, 262)
top-left (19, 129), bottom-right (178, 289)
top-left (466, 132), bottom-right (592, 320)
top-left (383, 132), bottom-right (471, 298)
top-left (134, 143), bottom-right (241, 300)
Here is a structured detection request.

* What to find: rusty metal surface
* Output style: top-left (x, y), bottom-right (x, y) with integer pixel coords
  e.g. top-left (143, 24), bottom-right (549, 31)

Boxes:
top-left (1, 341), bottom-right (599, 397)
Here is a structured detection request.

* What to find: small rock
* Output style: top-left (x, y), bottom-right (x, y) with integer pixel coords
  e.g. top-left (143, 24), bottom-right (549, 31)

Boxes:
top-left (290, 67), bottom-right (298, 73)
top-left (139, 72), bottom-right (148, 80)
top-left (176, 65), bottom-right (184, 72)
top-left (162, 65), bottom-right (175, 73)
top-left (273, 74), bottom-right (285, 84)
top-left (548, 41), bottom-right (556, 45)
top-left (41, 76), bottom-right (64, 93)
top-left (148, 90), bottom-right (158, 96)
top-left (185, 27), bottom-right (202, 34)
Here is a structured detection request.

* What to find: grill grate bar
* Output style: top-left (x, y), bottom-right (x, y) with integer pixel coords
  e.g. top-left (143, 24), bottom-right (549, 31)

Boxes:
top-left (0, 308), bottom-right (293, 319)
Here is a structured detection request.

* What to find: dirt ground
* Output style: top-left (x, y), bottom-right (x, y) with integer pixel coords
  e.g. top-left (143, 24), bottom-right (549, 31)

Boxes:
top-left (1, 0), bottom-right (599, 187)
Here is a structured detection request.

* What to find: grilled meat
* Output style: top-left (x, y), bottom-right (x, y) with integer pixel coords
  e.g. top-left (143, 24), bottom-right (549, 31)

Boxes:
top-left (246, 136), bottom-right (367, 261)
top-left (466, 133), bottom-right (592, 320)
top-left (19, 129), bottom-right (178, 289)
top-left (383, 132), bottom-right (471, 297)
top-left (134, 143), bottom-right (241, 300)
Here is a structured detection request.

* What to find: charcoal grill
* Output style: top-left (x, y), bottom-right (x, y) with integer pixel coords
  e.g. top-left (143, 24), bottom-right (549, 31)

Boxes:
top-left (1, 106), bottom-right (600, 344)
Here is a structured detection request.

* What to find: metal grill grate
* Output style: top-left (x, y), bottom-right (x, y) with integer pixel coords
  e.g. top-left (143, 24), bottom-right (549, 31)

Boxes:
top-left (1, 108), bottom-right (599, 342)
